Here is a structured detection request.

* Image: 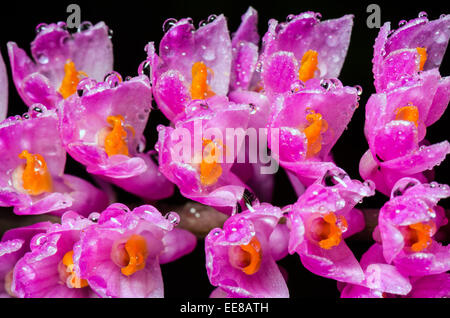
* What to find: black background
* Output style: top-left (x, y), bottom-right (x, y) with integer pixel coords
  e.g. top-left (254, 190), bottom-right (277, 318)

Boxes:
top-left (0, 0), bottom-right (449, 298)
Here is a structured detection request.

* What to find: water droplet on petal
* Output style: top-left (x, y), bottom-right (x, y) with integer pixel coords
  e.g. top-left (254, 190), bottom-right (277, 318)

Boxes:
top-left (398, 20), bottom-right (407, 27)
top-left (162, 18), bottom-right (178, 33)
top-left (78, 21), bottom-right (93, 32)
top-left (104, 71), bottom-right (122, 88)
top-left (37, 53), bottom-right (49, 64)
top-left (418, 11), bottom-right (428, 18)
top-left (249, 103), bottom-right (257, 114)
top-left (320, 79), bottom-right (332, 90)
top-left (32, 105), bottom-right (44, 113)
top-left (207, 14), bottom-right (217, 24)
top-left (156, 125), bottom-right (165, 132)
top-left (315, 12), bottom-right (322, 21)
top-left (286, 14), bottom-right (295, 22)
top-left (138, 60), bottom-right (151, 78)
top-left (77, 77), bottom-right (97, 95)
top-left (34, 234), bottom-right (47, 246)
top-left (35, 23), bottom-right (48, 34)
top-left (354, 85), bottom-right (363, 96)
top-left (255, 61), bottom-right (263, 73)
top-left (108, 28), bottom-right (114, 39)
top-left (88, 212), bottom-right (100, 223)
top-left (165, 211), bottom-right (180, 225)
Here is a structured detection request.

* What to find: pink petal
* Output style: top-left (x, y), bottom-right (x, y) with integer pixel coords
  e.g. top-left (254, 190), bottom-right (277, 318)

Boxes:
top-left (159, 228), bottom-right (197, 264)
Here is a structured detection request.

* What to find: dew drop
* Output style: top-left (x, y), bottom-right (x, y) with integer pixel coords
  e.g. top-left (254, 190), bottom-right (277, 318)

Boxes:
top-left (162, 18), bottom-right (178, 33)
top-left (77, 77), bottom-right (97, 95)
top-left (35, 23), bottom-right (48, 34)
top-left (104, 71), bottom-right (122, 88)
top-left (37, 53), bottom-right (49, 64)
top-left (255, 61), bottom-right (263, 73)
top-left (418, 11), bottom-right (428, 18)
top-left (315, 12), bottom-right (322, 21)
top-left (32, 106), bottom-right (43, 113)
top-left (88, 212), bottom-right (100, 223)
top-left (34, 234), bottom-right (47, 246)
top-left (320, 79), bottom-right (331, 90)
top-left (249, 103), bottom-right (257, 114)
top-left (354, 85), bottom-right (363, 96)
top-left (398, 20), bottom-right (407, 27)
top-left (290, 80), bottom-right (305, 93)
top-left (165, 211), bottom-right (180, 225)
top-left (78, 21), bottom-right (93, 32)
top-left (207, 14), bottom-right (217, 24)
top-left (108, 28), bottom-right (114, 39)
top-left (138, 60), bottom-right (151, 78)
top-left (286, 14), bottom-right (295, 22)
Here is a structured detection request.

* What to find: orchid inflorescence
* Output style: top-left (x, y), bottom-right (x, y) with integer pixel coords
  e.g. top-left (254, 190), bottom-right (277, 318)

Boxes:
top-left (0, 7), bottom-right (449, 298)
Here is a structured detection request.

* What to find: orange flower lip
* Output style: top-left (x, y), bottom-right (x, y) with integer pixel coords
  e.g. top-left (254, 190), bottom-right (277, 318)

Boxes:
top-left (59, 250), bottom-right (89, 288)
top-left (58, 59), bottom-right (87, 99)
top-left (301, 110), bottom-right (328, 158)
top-left (395, 104), bottom-right (419, 127)
top-left (402, 220), bottom-right (436, 252)
top-left (416, 47), bottom-right (427, 71)
top-left (103, 115), bottom-right (134, 157)
top-left (119, 234), bottom-right (149, 277)
top-left (298, 49), bottom-right (319, 82)
top-left (228, 236), bottom-right (262, 275)
top-left (308, 212), bottom-right (348, 250)
top-left (199, 139), bottom-right (223, 186)
top-left (14, 150), bottom-right (52, 196)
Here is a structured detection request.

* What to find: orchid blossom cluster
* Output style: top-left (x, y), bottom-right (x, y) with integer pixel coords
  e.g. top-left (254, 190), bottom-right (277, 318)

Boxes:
top-left (0, 7), bottom-right (449, 298)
